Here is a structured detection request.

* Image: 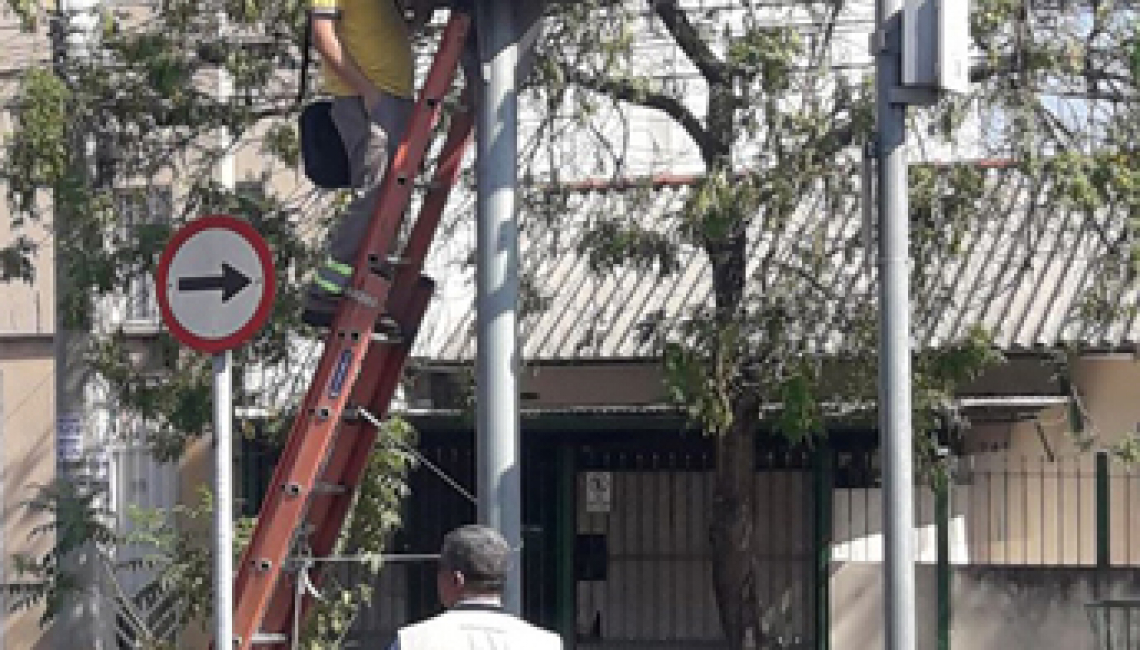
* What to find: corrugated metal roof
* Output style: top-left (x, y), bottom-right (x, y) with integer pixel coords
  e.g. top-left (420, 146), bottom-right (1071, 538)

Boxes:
top-left (414, 169), bottom-right (1140, 363)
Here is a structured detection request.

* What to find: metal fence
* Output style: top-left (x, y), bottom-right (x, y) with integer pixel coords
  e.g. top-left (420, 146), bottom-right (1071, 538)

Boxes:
top-left (1087, 599), bottom-right (1140, 650)
top-left (831, 451), bottom-right (1140, 568)
top-left (573, 448), bottom-right (816, 650)
top-left (233, 440), bottom-right (1140, 648)
top-left (332, 437), bottom-right (822, 650)
top-left (107, 442), bottom-right (182, 648)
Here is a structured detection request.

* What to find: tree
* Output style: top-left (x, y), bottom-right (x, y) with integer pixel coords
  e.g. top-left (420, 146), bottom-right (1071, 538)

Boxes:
top-left (520, 1), bottom-right (1137, 647)
top-left (0, 0), bottom-right (425, 640)
top-left (4, 0), bottom-right (1138, 646)
top-left (5, 418), bottom-right (415, 645)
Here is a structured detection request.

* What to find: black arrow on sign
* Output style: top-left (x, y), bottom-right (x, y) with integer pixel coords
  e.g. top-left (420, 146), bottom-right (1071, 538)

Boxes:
top-left (178, 263), bottom-right (252, 302)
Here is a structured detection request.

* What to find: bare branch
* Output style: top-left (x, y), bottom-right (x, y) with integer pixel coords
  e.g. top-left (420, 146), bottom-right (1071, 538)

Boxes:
top-left (563, 66), bottom-right (718, 162)
top-left (649, 0), bottom-right (731, 85)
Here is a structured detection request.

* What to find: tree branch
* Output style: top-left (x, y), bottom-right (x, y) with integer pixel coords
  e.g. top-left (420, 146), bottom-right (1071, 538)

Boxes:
top-left (650, 0), bottom-right (730, 85)
top-left (564, 67), bottom-right (718, 162)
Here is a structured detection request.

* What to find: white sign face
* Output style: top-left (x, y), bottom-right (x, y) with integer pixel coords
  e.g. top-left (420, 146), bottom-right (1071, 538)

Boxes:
top-left (585, 471), bottom-right (613, 513)
top-left (164, 228), bottom-right (267, 341)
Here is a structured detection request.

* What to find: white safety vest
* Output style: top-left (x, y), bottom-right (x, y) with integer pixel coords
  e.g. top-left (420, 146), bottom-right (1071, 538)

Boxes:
top-left (396, 603), bottom-right (563, 650)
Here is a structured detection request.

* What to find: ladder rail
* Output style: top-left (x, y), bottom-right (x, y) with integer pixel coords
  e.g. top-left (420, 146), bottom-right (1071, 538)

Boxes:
top-left (231, 13), bottom-right (473, 649)
top-left (304, 106), bottom-right (474, 561)
top-left (287, 109), bottom-right (475, 635)
top-left (232, 271), bottom-right (392, 648)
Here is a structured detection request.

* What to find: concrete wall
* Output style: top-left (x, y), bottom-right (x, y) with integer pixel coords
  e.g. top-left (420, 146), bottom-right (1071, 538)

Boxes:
top-left (520, 363), bottom-right (667, 408)
top-left (0, 340), bottom-right (60, 649)
top-left (968, 357), bottom-right (1140, 456)
top-left (831, 564), bottom-right (1140, 650)
top-left (951, 567), bottom-right (1140, 650)
top-left (0, 14), bottom-right (63, 648)
top-left (832, 564), bottom-right (1140, 650)
top-left (831, 563), bottom-right (939, 650)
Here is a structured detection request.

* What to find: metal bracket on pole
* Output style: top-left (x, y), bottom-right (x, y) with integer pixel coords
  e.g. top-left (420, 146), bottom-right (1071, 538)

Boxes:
top-left (864, 137), bottom-right (879, 160)
top-left (868, 28), bottom-right (890, 55)
top-left (870, 16), bottom-right (942, 107)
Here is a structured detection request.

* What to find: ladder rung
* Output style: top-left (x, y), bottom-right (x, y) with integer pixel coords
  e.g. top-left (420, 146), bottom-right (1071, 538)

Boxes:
top-left (370, 332), bottom-right (405, 344)
top-left (367, 255), bottom-right (411, 280)
top-left (343, 286), bottom-right (380, 308)
top-left (314, 482), bottom-right (347, 495)
top-left (370, 317), bottom-right (405, 342)
top-left (251, 633), bottom-right (289, 644)
top-left (341, 406), bottom-right (391, 425)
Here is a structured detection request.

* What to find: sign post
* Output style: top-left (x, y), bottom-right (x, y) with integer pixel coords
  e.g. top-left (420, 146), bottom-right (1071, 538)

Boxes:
top-left (157, 215), bottom-right (275, 649)
top-left (212, 348), bottom-right (234, 647)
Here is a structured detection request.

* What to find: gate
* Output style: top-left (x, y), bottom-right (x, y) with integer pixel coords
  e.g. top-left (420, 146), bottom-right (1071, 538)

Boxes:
top-left (342, 429), bottom-right (820, 649)
top-left (574, 440), bottom-right (817, 649)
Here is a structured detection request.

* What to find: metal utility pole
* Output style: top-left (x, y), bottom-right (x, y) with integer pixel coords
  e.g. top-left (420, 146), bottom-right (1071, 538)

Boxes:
top-left (473, 0), bottom-right (523, 615)
top-left (875, 0), bottom-right (916, 647)
top-left (52, 0), bottom-right (106, 645)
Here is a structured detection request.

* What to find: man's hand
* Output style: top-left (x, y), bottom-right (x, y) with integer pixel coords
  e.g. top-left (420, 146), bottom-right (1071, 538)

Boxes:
top-left (400, 0), bottom-right (442, 32)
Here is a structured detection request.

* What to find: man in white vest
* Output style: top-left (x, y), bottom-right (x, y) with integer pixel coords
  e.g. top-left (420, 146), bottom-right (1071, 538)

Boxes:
top-left (387, 524), bottom-right (564, 650)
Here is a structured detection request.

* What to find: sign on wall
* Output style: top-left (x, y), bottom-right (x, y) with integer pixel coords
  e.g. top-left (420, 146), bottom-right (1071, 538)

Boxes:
top-left (585, 471), bottom-right (612, 513)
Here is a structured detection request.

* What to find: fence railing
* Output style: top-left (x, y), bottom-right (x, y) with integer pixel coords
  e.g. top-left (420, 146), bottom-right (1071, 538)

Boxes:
top-left (832, 451), bottom-right (1140, 567)
top-left (1087, 599), bottom-right (1140, 649)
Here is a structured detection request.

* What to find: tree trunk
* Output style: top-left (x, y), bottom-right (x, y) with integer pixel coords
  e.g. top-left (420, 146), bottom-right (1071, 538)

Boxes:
top-left (703, 66), bottom-right (765, 649)
top-left (709, 410), bottom-right (760, 650)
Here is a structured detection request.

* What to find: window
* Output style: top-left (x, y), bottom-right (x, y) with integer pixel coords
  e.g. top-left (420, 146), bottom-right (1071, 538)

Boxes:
top-left (115, 186), bottom-right (172, 323)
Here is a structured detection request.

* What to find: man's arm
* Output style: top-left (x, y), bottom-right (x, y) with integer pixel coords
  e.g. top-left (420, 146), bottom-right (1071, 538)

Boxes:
top-left (310, 15), bottom-right (385, 109)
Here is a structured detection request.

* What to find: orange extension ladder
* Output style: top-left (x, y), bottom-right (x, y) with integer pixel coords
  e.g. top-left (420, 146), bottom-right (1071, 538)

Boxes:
top-left (231, 12), bottom-right (473, 648)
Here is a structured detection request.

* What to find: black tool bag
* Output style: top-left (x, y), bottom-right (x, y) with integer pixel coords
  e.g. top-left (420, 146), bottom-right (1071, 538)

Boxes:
top-left (298, 15), bottom-right (352, 189)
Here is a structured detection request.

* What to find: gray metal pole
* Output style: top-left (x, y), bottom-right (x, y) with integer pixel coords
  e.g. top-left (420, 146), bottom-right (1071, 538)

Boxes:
top-left (213, 351), bottom-right (234, 648)
top-left (53, 0), bottom-right (104, 645)
top-left (213, 23), bottom-right (235, 643)
top-left (875, 0), bottom-right (916, 647)
top-left (474, 0), bottom-right (523, 615)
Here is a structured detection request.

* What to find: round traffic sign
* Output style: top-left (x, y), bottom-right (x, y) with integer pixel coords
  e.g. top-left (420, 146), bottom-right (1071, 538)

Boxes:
top-left (156, 215), bottom-right (276, 353)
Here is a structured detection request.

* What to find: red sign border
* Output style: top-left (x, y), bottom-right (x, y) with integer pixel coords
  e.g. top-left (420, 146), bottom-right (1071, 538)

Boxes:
top-left (156, 215), bottom-right (276, 353)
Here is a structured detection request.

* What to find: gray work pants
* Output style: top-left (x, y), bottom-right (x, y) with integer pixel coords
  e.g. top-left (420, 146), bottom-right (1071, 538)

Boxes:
top-left (313, 92), bottom-right (413, 299)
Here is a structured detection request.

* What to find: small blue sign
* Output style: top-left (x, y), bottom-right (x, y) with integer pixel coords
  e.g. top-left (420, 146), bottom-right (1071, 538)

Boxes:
top-left (328, 350), bottom-right (353, 398)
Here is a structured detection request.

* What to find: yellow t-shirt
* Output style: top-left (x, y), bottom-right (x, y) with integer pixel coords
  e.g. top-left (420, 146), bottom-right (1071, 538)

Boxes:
top-left (309, 0), bottom-right (414, 98)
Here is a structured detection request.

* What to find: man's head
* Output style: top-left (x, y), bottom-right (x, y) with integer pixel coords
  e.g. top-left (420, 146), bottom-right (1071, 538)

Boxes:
top-left (436, 524), bottom-right (512, 607)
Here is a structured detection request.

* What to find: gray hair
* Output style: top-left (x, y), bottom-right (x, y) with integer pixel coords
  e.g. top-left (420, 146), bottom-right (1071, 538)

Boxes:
top-left (439, 525), bottom-right (512, 593)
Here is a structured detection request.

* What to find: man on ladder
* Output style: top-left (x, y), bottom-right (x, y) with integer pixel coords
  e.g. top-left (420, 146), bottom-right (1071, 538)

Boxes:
top-left (302, 0), bottom-right (440, 327)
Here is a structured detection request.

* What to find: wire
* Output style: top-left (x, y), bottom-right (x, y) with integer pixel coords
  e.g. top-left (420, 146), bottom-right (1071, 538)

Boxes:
top-left (357, 408), bottom-right (478, 505)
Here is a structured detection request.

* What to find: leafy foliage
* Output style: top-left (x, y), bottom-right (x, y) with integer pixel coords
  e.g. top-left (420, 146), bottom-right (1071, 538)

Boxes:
top-left (528, 0), bottom-right (1140, 647)
top-left (0, 0), bottom-right (420, 640)
top-left (6, 480), bottom-right (115, 625)
top-left (5, 416), bottom-right (416, 643)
